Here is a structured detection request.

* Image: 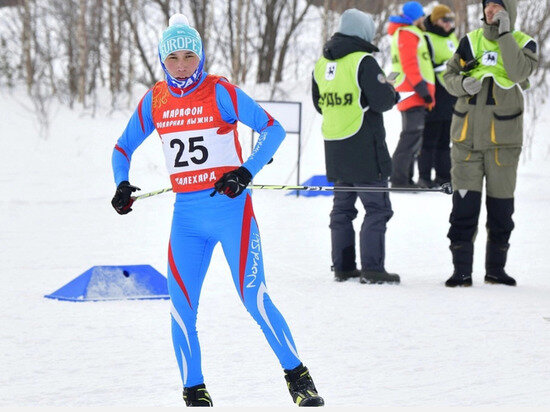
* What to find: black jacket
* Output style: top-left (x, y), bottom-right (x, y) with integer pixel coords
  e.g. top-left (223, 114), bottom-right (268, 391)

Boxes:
top-left (424, 16), bottom-right (457, 122)
top-left (312, 33), bottom-right (397, 183)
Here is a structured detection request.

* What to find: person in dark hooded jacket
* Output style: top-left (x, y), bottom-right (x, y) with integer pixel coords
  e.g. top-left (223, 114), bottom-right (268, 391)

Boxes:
top-left (312, 9), bottom-right (400, 285)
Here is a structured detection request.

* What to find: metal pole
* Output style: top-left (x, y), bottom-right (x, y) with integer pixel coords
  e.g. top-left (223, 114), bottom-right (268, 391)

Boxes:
top-left (132, 182), bottom-right (453, 201)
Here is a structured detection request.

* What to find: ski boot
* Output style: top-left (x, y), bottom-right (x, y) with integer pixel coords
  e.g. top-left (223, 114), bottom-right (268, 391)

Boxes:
top-left (183, 383), bottom-right (213, 407)
top-left (284, 364), bottom-right (324, 406)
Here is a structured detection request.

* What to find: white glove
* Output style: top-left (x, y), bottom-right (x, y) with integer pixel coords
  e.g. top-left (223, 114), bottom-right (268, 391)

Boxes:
top-left (462, 76), bottom-right (482, 95)
top-left (493, 10), bottom-right (510, 35)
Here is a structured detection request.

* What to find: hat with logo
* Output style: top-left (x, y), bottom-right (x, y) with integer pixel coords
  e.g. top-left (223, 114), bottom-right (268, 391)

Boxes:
top-left (158, 14), bottom-right (202, 62)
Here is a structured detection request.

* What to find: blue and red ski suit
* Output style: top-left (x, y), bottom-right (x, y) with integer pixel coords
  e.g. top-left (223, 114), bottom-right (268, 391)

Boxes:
top-left (112, 73), bottom-right (301, 387)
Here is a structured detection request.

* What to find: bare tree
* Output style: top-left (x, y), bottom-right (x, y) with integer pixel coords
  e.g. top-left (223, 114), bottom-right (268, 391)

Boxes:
top-left (274, 0), bottom-right (314, 82)
top-left (121, 0), bottom-right (157, 86)
top-left (18, 0), bottom-right (34, 93)
top-left (224, 0), bottom-right (253, 82)
top-left (189, 0), bottom-right (211, 57)
top-left (517, 0), bottom-right (550, 158)
top-left (254, 0), bottom-right (315, 84)
top-left (76, 0), bottom-right (88, 104)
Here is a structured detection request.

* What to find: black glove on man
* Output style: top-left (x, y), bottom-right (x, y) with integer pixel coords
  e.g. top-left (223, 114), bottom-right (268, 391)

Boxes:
top-left (210, 166), bottom-right (252, 198)
top-left (111, 181), bottom-right (141, 214)
top-left (413, 80), bottom-right (433, 105)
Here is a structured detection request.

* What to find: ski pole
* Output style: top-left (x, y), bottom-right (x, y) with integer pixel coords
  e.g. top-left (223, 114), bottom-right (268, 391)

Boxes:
top-left (132, 187), bottom-right (173, 200)
top-left (249, 183), bottom-right (452, 194)
top-left (133, 182), bottom-right (452, 201)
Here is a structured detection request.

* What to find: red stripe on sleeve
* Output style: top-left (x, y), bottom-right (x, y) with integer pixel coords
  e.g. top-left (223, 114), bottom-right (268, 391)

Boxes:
top-left (218, 81), bottom-right (239, 119)
top-left (114, 144), bottom-right (130, 162)
top-left (168, 242), bottom-right (193, 309)
top-left (260, 109), bottom-right (275, 131)
top-left (137, 95), bottom-right (146, 133)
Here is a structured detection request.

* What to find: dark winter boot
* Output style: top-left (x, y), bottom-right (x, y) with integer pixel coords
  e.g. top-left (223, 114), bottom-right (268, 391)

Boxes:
top-left (417, 177), bottom-right (435, 189)
top-left (183, 383), bottom-right (213, 407)
top-left (445, 242), bottom-right (473, 287)
top-left (284, 364), bottom-right (324, 407)
top-left (334, 268), bottom-right (361, 282)
top-left (485, 242), bottom-right (516, 286)
top-left (360, 270), bottom-right (400, 284)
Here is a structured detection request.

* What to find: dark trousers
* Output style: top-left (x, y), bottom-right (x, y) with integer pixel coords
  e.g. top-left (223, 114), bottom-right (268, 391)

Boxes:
top-left (418, 120), bottom-right (451, 181)
top-left (447, 191), bottom-right (515, 245)
top-left (330, 180), bottom-right (394, 272)
top-left (391, 107), bottom-right (426, 185)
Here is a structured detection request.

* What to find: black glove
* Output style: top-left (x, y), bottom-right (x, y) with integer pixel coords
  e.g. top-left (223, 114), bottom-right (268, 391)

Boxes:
top-left (421, 94), bottom-right (433, 104)
top-left (111, 181), bottom-right (141, 215)
top-left (210, 166), bottom-right (252, 198)
top-left (413, 80), bottom-right (433, 104)
top-left (394, 92), bottom-right (401, 104)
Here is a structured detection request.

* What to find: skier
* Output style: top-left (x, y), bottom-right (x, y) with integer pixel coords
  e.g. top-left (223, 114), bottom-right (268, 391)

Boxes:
top-left (110, 14), bottom-right (324, 407)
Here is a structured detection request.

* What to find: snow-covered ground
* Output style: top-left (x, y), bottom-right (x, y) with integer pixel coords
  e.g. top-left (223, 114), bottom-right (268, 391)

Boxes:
top-left (1, 80), bottom-right (550, 408)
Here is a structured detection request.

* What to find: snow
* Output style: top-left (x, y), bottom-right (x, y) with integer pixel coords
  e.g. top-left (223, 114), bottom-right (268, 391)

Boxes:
top-left (1, 79), bottom-right (550, 408)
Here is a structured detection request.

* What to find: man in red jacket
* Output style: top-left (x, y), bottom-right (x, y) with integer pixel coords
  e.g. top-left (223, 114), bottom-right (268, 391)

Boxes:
top-left (388, 1), bottom-right (436, 188)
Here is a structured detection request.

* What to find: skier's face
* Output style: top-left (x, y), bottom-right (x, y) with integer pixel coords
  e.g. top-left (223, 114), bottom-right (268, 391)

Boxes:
top-left (484, 2), bottom-right (505, 25)
top-left (164, 50), bottom-right (200, 80)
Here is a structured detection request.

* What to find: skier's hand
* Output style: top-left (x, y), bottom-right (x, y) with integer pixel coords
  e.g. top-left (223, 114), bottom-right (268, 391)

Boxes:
top-left (210, 166), bottom-right (252, 198)
top-left (111, 181), bottom-right (141, 215)
top-left (494, 9), bottom-right (510, 35)
top-left (462, 76), bottom-right (482, 95)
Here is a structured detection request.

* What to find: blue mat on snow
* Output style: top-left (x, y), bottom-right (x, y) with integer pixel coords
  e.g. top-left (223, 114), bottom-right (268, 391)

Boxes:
top-left (44, 265), bottom-right (170, 302)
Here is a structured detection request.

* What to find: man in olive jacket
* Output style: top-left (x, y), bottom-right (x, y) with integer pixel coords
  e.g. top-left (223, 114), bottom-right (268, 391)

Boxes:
top-left (312, 9), bottom-right (399, 285)
top-left (443, 0), bottom-right (538, 287)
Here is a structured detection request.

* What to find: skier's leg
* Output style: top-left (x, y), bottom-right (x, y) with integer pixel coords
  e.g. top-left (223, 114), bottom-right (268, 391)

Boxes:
top-left (220, 192), bottom-right (301, 370)
top-left (221, 192), bottom-right (323, 406)
top-left (168, 206), bottom-right (216, 388)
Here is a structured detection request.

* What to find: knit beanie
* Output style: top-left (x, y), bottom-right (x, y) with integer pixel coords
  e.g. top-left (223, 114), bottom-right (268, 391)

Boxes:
top-left (158, 14), bottom-right (205, 90)
top-left (158, 14), bottom-right (202, 62)
top-left (431, 5), bottom-right (455, 22)
top-left (337, 8), bottom-right (376, 43)
top-left (402, 1), bottom-right (425, 22)
top-left (483, 0), bottom-right (505, 8)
